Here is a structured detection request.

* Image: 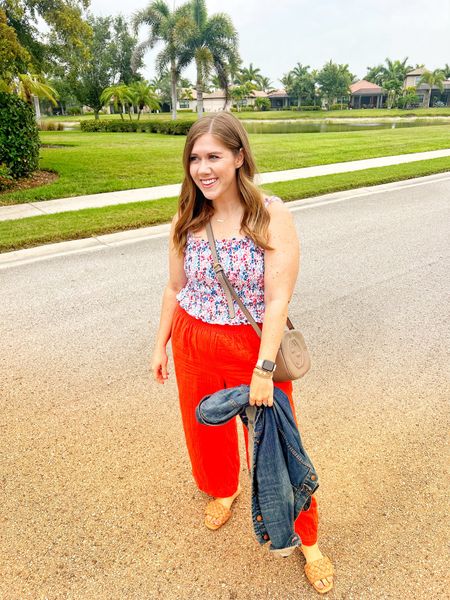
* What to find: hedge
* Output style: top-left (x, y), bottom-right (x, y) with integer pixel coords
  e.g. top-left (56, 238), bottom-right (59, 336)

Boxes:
top-left (80, 119), bottom-right (193, 135)
top-left (0, 92), bottom-right (40, 179)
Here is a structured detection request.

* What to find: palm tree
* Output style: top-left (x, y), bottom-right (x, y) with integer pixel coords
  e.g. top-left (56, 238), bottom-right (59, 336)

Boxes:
top-left (365, 64), bottom-right (385, 86)
top-left (381, 57), bottom-right (412, 108)
top-left (132, 0), bottom-right (192, 120)
top-left (236, 63), bottom-right (263, 88)
top-left (16, 74), bottom-right (59, 121)
top-left (259, 76), bottom-right (275, 94)
top-left (128, 81), bottom-right (161, 119)
top-left (184, 0), bottom-right (240, 118)
top-left (100, 84), bottom-right (134, 119)
top-left (291, 63), bottom-right (313, 108)
top-left (230, 81), bottom-right (255, 111)
top-left (441, 64), bottom-right (450, 78)
top-left (418, 69), bottom-right (446, 107)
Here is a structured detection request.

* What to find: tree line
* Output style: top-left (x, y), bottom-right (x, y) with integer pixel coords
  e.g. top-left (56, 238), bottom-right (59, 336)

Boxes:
top-left (1, 0), bottom-right (449, 120)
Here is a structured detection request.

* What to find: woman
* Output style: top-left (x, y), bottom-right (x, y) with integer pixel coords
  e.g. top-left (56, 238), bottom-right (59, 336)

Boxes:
top-left (151, 112), bottom-right (334, 594)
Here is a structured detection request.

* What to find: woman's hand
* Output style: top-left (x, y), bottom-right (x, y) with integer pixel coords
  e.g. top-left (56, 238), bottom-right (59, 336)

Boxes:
top-left (151, 346), bottom-right (169, 384)
top-left (249, 371), bottom-right (274, 407)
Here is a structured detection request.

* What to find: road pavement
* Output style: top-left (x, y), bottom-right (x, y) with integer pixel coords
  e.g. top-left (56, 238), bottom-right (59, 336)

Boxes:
top-left (1, 176), bottom-right (449, 599)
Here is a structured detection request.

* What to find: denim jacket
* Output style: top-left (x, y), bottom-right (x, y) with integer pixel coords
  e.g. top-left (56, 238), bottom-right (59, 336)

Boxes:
top-left (195, 385), bottom-right (319, 557)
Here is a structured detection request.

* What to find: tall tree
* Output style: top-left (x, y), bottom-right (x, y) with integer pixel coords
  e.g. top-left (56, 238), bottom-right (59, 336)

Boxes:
top-left (132, 0), bottom-right (192, 120)
top-left (418, 69), bottom-right (446, 107)
top-left (183, 0), bottom-right (240, 118)
top-left (317, 61), bottom-right (354, 109)
top-left (235, 63), bottom-right (263, 88)
top-left (70, 15), bottom-right (142, 119)
top-left (0, 8), bottom-right (31, 87)
top-left (150, 71), bottom-right (191, 109)
top-left (70, 16), bottom-right (114, 119)
top-left (382, 57), bottom-right (411, 108)
top-left (280, 71), bottom-right (294, 91)
top-left (364, 64), bottom-right (385, 86)
top-left (289, 63), bottom-right (315, 108)
top-left (109, 15), bottom-right (142, 85)
top-left (259, 76), bottom-right (275, 94)
top-left (1, 0), bottom-right (91, 76)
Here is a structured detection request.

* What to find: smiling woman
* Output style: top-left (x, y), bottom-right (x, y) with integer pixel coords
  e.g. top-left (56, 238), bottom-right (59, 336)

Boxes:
top-left (150, 112), bottom-right (335, 595)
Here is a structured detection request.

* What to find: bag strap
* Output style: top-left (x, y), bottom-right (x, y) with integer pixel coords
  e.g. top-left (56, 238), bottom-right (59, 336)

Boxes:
top-left (205, 221), bottom-right (294, 338)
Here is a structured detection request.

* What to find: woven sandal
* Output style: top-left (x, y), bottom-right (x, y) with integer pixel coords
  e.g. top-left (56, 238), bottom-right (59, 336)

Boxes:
top-left (204, 499), bottom-right (232, 530)
top-left (304, 556), bottom-right (334, 594)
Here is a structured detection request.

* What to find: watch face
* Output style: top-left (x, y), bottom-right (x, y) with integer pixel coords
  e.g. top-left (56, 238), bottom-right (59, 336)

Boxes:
top-left (262, 359), bottom-right (276, 372)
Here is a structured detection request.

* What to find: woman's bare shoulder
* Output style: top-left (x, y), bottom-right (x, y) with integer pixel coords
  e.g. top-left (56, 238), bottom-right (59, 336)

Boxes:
top-left (263, 195), bottom-right (290, 220)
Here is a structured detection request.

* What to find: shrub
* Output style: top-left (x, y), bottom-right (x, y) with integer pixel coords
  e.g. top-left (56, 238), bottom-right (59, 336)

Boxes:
top-left (296, 105), bottom-right (322, 111)
top-left (79, 119), bottom-right (193, 135)
top-left (433, 100), bottom-right (446, 108)
top-left (254, 97), bottom-right (271, 111)
top-left (329, 103), bottom-right (347, 111)
top-left (67, 106), bottom-right (82, 115)
top-left (0, 92), bottom-right (40, 178)
top-left (397, 94), bottom-right (421, 109)
top-left (0, 162), bottom-right (13, 191)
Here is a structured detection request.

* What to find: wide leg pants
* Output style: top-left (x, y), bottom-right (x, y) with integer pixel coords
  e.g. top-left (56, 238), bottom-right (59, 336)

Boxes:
top-left (171, 304), bottom-right (318, 545)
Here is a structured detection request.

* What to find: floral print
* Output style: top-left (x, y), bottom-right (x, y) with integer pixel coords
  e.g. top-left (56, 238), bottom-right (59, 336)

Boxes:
top-left (176, 196), bottom-right (283, 324)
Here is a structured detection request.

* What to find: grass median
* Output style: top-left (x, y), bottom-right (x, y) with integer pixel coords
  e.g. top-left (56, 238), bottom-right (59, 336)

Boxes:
top-left (1, 156), bottom-right (449, 254)
top-left (2, 124), bottom-right (450, 204)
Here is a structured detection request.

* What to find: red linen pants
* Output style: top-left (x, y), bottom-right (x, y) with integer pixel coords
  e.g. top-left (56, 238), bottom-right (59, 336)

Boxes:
top-left (171, 304), bottom-right (318, 545)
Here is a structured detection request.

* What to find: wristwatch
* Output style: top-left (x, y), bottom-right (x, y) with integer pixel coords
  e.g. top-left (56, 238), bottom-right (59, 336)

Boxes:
top-left (256, 359), bottom-right (277, 373)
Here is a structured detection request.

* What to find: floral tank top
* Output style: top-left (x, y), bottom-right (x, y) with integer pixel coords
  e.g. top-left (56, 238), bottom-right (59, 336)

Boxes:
top-left (176, 196), bottom-right (283, 325)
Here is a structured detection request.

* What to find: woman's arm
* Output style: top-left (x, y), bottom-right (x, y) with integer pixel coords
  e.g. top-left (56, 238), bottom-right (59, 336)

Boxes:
top-left (151, 214), bottom-right (187, 384)
top-left (249, 201), bottom-right (300, 406)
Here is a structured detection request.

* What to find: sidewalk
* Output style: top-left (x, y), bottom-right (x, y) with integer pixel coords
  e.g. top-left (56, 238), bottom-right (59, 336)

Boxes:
top-left (1, 148), bottom-right (450, 222)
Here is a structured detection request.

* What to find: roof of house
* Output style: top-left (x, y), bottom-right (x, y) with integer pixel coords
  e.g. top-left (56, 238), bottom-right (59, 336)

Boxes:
top-left (181, 88), bottom-right (234, 101)
top-left (350, 80), bottom-right (383, 94)
top-left (249, 90), bottom-right (269, 98)
top-left (406, 68), bottom-right (426, 76)
top-left (202, 89), bottom-right (227, 99)
top-left (267, 89), bottom-right (289, 97)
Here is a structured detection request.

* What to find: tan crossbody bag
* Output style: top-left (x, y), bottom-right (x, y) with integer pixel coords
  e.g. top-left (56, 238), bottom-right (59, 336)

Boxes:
top-left (206, 221), bottom-right (311, 382)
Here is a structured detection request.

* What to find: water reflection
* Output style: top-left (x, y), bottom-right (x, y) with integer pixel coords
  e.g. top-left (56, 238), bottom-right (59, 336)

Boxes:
top-left (242, 119), bottom-right (450, 134)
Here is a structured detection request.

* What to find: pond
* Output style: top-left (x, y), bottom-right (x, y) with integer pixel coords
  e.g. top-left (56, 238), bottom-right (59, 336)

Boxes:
top-left (241, 119), bottom-right (450, 134)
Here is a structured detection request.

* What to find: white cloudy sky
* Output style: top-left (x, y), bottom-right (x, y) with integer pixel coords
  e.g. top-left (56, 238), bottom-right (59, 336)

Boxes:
top-left (86, 0), bottom-right (450, 84)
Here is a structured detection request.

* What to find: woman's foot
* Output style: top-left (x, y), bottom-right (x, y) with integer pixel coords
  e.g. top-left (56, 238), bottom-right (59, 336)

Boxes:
top-left (205, 484), bottom-right (241, 528)
top-left (300, 543), bottom-right (334, 594)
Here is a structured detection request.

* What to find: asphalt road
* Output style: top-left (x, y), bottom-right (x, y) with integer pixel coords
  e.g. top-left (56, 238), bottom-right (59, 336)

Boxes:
top-left (1, 175), bottom-right (449, 599)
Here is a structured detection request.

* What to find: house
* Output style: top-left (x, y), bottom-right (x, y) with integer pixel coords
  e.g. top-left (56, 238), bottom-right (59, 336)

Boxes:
top-left (177, 89), bottom-right (231, 112)
top-left (349, 80), bottom-right (385, 108)
top-left (266, 89), bottom-right (295, 109)
top-left (403, 68), bottom-right (450, 107)
top-left (247, 89), bottom-right (270, 107)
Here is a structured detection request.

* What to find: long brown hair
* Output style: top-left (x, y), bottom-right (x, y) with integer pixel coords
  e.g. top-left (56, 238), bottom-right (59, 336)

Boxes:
top-left (173, 112), bottom-right (273, 254)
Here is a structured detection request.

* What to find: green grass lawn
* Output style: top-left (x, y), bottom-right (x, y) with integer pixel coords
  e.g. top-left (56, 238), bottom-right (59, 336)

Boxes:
top-left (1, 156), bottom-right (449, 253)
top-left (1, 124), bottom-right (449, 205)
top-left (43, 106), bottom-right (450, 122)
